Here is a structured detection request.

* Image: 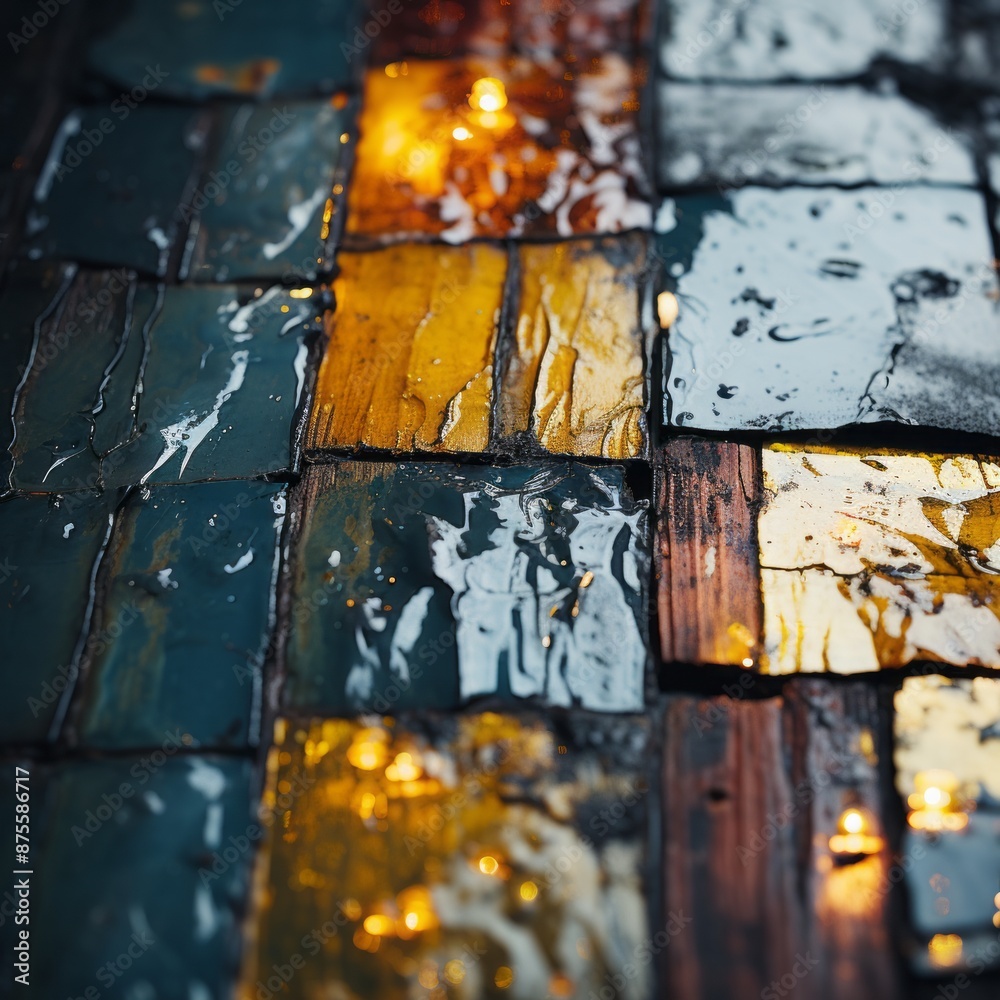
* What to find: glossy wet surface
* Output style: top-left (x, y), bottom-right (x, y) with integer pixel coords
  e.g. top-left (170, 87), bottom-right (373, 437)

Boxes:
top-left (2, 0), bottom-right (1000, 997)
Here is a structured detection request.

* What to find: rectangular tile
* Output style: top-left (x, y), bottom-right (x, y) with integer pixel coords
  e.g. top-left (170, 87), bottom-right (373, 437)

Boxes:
top-left (346, 56), bottom-right (650, 243)
top-left (11, 281), bottom-right (321, 491)
top-left (283, 461), bottom-right (649, 713)
top-left (0, 490), bottom-right (118, 743)
top-left (74, 480), bottom-right (285, 749)
top-left (659, 187), bottom-right (1000, 436)
top-left (654, 437), bottom-right (761, 666)
top-left (894, 675), bottom-right (1000, 976)
top-left (244, 712), bottom-right (651, 1000)
top-left (24, 106), bottom-right (206, 276)
top-left (18, 756), bottom-right (252, 999)
top-left (663, 680), bottom-right (899, 1000)
top-left (307, 243), bottom-right (506, 455)
top-left (184, 98), bottom-right (356, 282)
top-left (499, 235), bottom-right (650, 459)
top-left (656, 84), bottom-right (974, 190)
top-left (660, 0), bottom-right (946, 80)
top-left (87, 0), bottom-right (363, 99)
top-left (759, 446), bottom-right (1000, 674)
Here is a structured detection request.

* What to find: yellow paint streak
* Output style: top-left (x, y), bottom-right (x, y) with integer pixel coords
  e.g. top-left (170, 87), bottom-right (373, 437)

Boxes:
top-left (307, 245), bottom-right (505, 454)
top-left (500, 238), bottom-right (646, 458)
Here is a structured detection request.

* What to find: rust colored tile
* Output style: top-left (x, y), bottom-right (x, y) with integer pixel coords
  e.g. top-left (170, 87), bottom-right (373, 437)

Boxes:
top-left (759, 446), bottom-right (1000, 674)
top-left (346, 56), bottom-right (650, 244)
top-left (307, 244), bottom-right (505, 455)
top-left (243, 713), bottom-right (651, 1000)
top-left (499, 236), bottom-right (649, 459)
top-left (654, 437), bottom-right (762, 666)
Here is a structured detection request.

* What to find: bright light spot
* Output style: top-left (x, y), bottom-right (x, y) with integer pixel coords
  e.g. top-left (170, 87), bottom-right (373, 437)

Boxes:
top-left (347, 730), bottom-right (389, 771)
top-left (519, 881), bottom-right (538, 901)
top-left (444, 960), bottom-right (466, 985)
top-left (928, 933), bottom-right (963, 969)
top-left (842, 809), bottom-right (865, 835)
top-left (495, 967), bottom-right (514, 989)
top-left (479, 855), bottom-right (500, 876)
top-left (386, 751), bottom-right (422, 782)
top-left (742, 657), bottom-right (754, 668)
top-left (657, 290), bottom-right (679, 328)
top-left (363, 913), bottom-right (396, 937)
top-left (288, 287), bottom-right (313, 298)
top-left (452, 126), bottom-right (474, 141)
top-left (470, 77), bottom-right (507, 113)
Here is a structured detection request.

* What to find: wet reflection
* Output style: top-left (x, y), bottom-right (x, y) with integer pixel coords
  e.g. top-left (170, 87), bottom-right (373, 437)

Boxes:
top-left (244, 714), bottom-right (650, 999)
top-left (894, 676), bottom-right (1000, 976)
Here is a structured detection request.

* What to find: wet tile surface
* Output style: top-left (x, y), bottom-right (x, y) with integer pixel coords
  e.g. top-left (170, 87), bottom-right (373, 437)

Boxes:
top-left (87, 0), bottom-right (362, 100)
top-left (655, 84), bottom-right (975, 190)
top-left (307, 243), bottom-right (506, 456)
top-left (894, 676), bottom-right (1000, 976)
top-left (11, 281), bottom-right (319, 491)
top-left (660, 187), bottom-right (1000, 436)
top-left (370, 0), bottom-right (645, 62)
top-left (246, 712), bottom-right (651, 1000)
top-left (759, 445), bottom-right (1000, 674)
top-left (0, 490), bottom-right (118, 744)
top-left (346, 55), bottom-right (650, 243)
top-left (659, 0), bottom-right (946, 80)
top-left (184, 99), bottom-right (355, 283)
top-left (23, 106), bottom-right (205, 276)
top-left (499, 235), bottom-right (650, 459)
top-left (21, 756), bottom-right (253, 999)
top-left (284, 461), bottom-right (649, 714)
top-left (75, 481), bottom-right (285, 750)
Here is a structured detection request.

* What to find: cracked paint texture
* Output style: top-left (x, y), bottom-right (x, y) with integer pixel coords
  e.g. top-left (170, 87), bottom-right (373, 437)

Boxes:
top-left (307, 244), bottom-right (505, 455)
top-left (661, 187), bottom-right (1000, 436)
top-left (245, 713), bottom-right (650, 1000)
top-left (759, 446), bottom-right (1000, 674)
top-left (500, 235), bottom-right (648, 459)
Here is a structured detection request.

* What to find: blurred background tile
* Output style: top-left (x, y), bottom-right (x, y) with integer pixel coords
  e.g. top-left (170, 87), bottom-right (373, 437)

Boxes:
top-left (245, 712), bottom-right (651, 1000)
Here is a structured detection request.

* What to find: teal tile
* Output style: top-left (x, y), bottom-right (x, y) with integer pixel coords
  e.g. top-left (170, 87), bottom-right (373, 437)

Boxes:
top-left (23, 105), bottom-right (205, 275)
top-left (185, 99), bottom-right (355, 282)
top-left (0, 490), bottom-right (120, 744)
top-left (88, 0), bottom-right (363, 101)
top-left (21, 756), bottom-right (252, 999)
top-left (284, 461), bottom-right (649, 715)
top-left (76, 480), bottom-right (286, 749)
top-left (10, 282), bottom-right (321, 491)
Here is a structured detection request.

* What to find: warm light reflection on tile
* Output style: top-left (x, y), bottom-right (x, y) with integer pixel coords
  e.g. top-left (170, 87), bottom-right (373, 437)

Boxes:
top-left (760, 446), bottom-right (1000, 673)
top-left (499, 236), bottom-right (649, 459)
top-left (346, 56), bottom-right (650, 243)
top-left (307, 244), bottom-right (505, 454)
top-left (243, 714), bottom-right (650, 1000)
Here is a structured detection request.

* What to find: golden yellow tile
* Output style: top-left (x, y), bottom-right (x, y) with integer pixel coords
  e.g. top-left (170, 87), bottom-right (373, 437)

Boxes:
top-left (346, 56), bottom-right (650, 243)
top-left (242, 714), bottom-right (650, 1000)
top-left (759, 445), bottom-right (1000, 673)
top-left (499, 236), bottom-right (648, 459)
top-left (307, 243), bottom-right (506, 455)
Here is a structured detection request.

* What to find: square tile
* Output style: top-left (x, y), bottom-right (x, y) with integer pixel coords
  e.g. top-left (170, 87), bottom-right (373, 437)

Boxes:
top-left (760, 446), bottom-right (1000, 673)
top-left (24, 106), bottom-right (205, 276)
top-left (346, 56), bottom-right (650, 243)
top-left (660, 187), bottom-right (1000, 436)
top-left (283, 461), bottom-right (649, 713)
top-left (245, 713), bottom-right (651, 1000)
top-left (75, 480), bottom-right (286, 749)
top-left (183, 98), bottom-right (356, 282)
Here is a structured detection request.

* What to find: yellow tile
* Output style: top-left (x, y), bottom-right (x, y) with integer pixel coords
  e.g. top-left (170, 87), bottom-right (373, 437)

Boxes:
top-left (499, 236), bottom-right (648, 459)
top-left (307, 243), bottom-right (505, 454)
top-left (759, 445), bottom-right (1000, 673)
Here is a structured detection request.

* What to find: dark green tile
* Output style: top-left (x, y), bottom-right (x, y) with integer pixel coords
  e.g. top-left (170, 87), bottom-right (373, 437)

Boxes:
top-left (10, 282), bottom-right (321, 490)
top-left (284, 461), bottom-right (649, 715)
top-left (0, 490), bottom-right (120, 744)
top-left (184, 99), bottom-right (354, 282)
top-left (88, 0), bottom-right (363, 101)
top-left (22, 756), bottom-right (252, 999)
top-left (23, 105), bottom-right (205, 275)
top-left (76, 480), bottom-right (286, 749)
